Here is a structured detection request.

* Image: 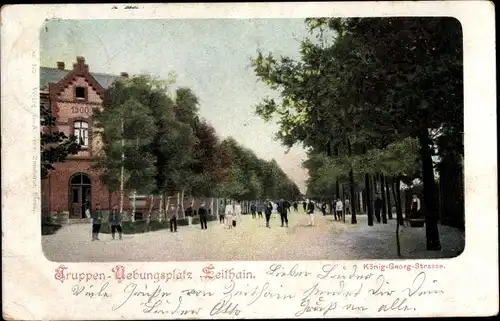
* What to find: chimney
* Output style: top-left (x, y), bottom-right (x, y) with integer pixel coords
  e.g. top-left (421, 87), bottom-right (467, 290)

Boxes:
top-left (120, 72), bottom-right (129, 78)
top-left (76, 56), bottom-right (85, 63)
top-left (57, 61), bottom-right (65, 70)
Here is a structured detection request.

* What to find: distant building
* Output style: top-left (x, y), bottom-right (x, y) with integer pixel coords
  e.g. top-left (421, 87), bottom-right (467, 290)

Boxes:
top-left (40, 56), bottom-right (133, 218)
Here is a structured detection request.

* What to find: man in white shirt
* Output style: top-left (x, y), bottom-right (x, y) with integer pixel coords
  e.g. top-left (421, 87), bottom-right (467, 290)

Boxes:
top-left (234, 200), bottom-right (242, 223)
top-left (224, 201), bottom-right (234, 229)
top-left (336, 199), bottom-right (344, 221)
top-left (344, 198), bottom-right (351, 215)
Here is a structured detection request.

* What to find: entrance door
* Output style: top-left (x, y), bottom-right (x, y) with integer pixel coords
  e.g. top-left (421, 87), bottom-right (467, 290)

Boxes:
top-left (69, 173), bottom-right (91, 218)
top-left (71, 187), bottom-right (82, 218)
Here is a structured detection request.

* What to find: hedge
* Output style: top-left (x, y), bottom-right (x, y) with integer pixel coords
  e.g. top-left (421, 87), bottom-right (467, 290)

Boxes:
top-left (41, 215), bottom-right (63, 235)
top-left (99, 215), bottom-right (219, 234)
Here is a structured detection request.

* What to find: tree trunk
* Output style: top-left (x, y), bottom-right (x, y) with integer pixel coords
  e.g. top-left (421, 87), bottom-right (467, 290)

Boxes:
top-left (439, 154), bottom-right (464, 230)
top-left (158, 194), bottom-right (164, 222)
top-left (361, 189), bottom-right (366, 213)
top-left (391, 177), bottom-right (404, 226)
top-left (386, 180), bottom-right (393, 219)
top-left (396, 208), bottom-right (402, 257)
top-left (119, 119), bottom-right (125, 215)
top-left (165, 195), bottom-right (172, 220)
top-left (131, 190), bottom-right (136, 223)
top-left (418, 129), bottom-right (442, 251)
top-left (392, 176), bottom-right (403, 257)
top-left (381, 174), bottom-right (388, 224)
top-left (359, 191), bottom-right (364, 214)
top-left (365, 173), bottom-right (373, 226)
top-left (147, 195), bottom-right (154, 224)
top-left (176, 192), bottom-right (181, 219)
top-left (371, 175), bottom-right (379, 223)
top-left (349, 169), bottom-right (357, 224)
top-left (180, 189), bottom-right (186, 219)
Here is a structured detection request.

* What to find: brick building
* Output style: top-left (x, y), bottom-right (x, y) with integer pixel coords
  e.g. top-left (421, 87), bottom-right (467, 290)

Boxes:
top-left (41, 57), bottom-right (135, 219)
top-left (41, 57), bottom-right (220, 221)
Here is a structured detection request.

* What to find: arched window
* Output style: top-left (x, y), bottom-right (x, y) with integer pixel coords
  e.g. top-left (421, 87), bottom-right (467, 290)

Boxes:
top-left (74, 121), bottom-right (89, 148)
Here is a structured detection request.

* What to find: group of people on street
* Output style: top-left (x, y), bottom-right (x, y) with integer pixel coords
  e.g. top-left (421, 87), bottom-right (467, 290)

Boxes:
top-left (315, 198), bottom-right (352, 221)
top-left (90, 203), bottom-right (123, 241)
top-left (88, 193), bottom-right (423, 241)
top-left (222, 200), bottom-right (242, 229)
top-left (169, 201), bottom-right (210, 232)
top-left (250, 202), bottom-right (265, 219)
top-left (248, 199), bottom-right (291, 228)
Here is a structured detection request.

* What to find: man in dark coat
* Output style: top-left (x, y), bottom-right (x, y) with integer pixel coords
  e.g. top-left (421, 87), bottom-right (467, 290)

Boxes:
top-left (250, 202), bottom-right (257, 219)
top-left (91, 203), bottom-right (104, 241)
top-left (257, 202), bottom-right (264, 218)
top-left (168, 205), bottom-right (178, 232)
top-left (321, 202), bottom-right (327, 216)
top-left (264, 199), bottom-right (273, 228)
top-left (198, 202), bottom-right (208, 230)
top-left (108, 204), bottom-right (122, 240)
top-left (278, 199), bottom-right (289, 228)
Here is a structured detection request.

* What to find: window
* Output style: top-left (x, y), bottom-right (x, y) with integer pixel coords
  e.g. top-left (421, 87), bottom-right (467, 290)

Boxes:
top-left (74, 121), bottom-right (89, 148)
top-left (75, 86), bottom-right (86, 100)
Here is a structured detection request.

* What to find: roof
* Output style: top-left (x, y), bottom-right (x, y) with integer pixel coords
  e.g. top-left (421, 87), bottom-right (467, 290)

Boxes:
top-left (40, 67), bottom-right (120, 91)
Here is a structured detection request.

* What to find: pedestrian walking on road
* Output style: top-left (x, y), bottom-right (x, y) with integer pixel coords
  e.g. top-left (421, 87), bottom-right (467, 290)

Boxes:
top-left (265, 199), bottom-right (273, 228)
top-left (169, 205), bottom-right (178, 232)
top-left (91, 203), bottom-right (104, 241)
top-left (278, 199), bottom-right (289, 227)
top-left (345, 198), bottom-right (351, 215)
top-left (234, 200), bottom-right (242, 223)
top-left (185, 204), bottom-right (194, 226)
top-left (293, 201), bottom-right (298, 212)
top-left (257, 202), bottom-right (264, 218)
top-left (198, 202), bottom-right (208, 230)
top-left (321, 202), bottom-right (327, 216)
top-left (108, 204), bottom-right (123, 240)
top-left (307, 200), bottom-right (315, 226)
top-left (336, 199), bottom-right (344, 221)
top-left (225, 201), bottom-right (234, 229)
top-left (219, 200), bottom-right (226, 224)
top-left (250, 202), bottom-right (257, 219)
top-left (410, 194), bottom-right (421, 221)
top-left (302, 200), bottom-right (307, 212)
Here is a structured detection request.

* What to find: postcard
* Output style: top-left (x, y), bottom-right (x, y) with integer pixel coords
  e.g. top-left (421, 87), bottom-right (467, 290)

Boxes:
top-left (1, 2), bottom-right (498, 319)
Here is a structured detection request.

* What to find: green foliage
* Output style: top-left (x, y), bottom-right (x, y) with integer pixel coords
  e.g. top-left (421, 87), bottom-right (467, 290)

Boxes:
top-left (95, 75), bottom-right (299, 201)
top-left (215, 139), bottom-right (301, 200)
top-left (252, 17), bottom-right (462, 199)
top-left (41, 104), bottom-right (81, 179)
top-left (94, 77), bottom-right (159, 194)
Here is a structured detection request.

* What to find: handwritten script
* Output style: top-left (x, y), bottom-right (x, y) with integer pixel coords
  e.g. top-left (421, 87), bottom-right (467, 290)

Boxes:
top-left (56, 262), bottom-right (446, 317)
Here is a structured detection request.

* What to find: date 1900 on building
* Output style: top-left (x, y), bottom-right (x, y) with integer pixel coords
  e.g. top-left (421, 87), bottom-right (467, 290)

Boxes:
top-left (72, 106), bottom-right (91, 115)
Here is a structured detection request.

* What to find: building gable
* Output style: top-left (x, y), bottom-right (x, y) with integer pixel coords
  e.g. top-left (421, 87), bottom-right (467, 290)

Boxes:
top-left (48, 56), bottom-right (106, 102)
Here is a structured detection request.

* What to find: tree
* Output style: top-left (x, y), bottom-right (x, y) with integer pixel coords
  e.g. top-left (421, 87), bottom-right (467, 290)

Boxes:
top-left (93, 77), bottom-right (158, 215)
top-left (41, 103), bottom-right (81, 179)
top-left (190, 120), bottom-right (233, 196)
top-left (252, 17), bottom-right (462, 251)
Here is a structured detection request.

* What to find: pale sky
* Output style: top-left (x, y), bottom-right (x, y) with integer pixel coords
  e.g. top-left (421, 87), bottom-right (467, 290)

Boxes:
top-left (40, 19), bottom-right (310, 192)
